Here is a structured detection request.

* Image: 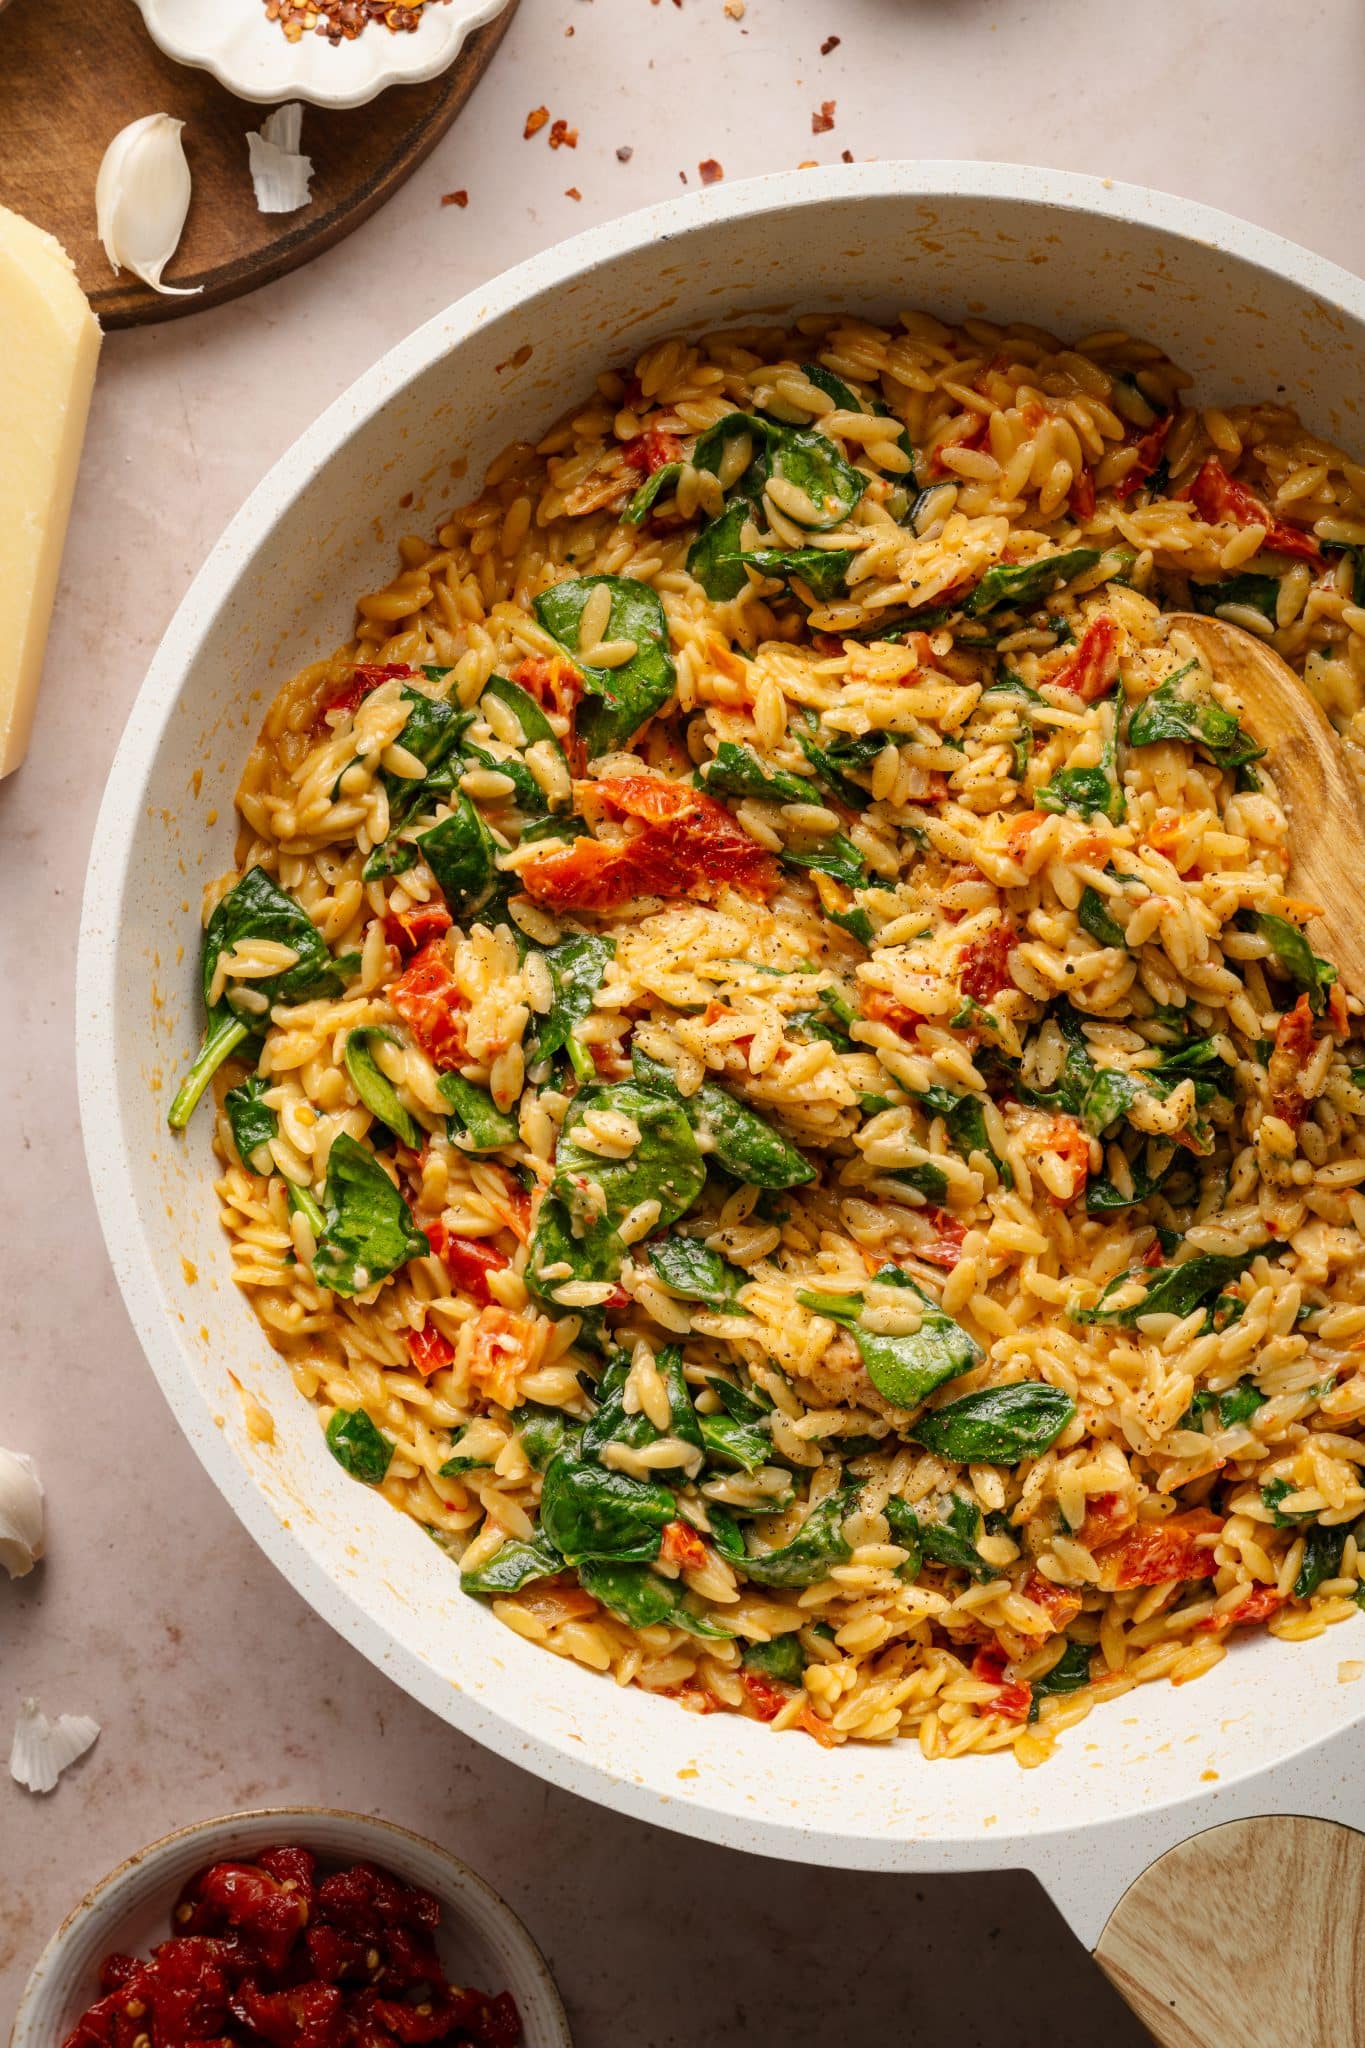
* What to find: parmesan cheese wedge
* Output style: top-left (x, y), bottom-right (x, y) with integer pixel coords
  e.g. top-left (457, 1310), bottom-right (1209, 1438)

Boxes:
top-left (0, 207), bottom-right (101, 778)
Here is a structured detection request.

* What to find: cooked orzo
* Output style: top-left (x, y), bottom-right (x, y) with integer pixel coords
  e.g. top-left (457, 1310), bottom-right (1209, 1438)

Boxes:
top-left (168, 309), bottom-right (1365, 1764)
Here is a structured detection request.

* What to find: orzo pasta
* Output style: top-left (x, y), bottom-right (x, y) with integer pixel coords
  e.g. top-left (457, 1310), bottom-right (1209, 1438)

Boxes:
top-left (168, 309), bottom-right (1365, 1763)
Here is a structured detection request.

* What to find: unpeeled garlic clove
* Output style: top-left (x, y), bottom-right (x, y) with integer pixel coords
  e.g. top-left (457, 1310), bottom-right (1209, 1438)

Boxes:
top-left (0, 1447), bottom-right (44, 1579)
top-left (95, 113), bottom-right (201, 297)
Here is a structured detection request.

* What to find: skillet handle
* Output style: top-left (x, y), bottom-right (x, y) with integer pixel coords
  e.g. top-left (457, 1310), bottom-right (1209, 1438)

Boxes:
top-left (1090, 1815), bottom-right (1365, 2048)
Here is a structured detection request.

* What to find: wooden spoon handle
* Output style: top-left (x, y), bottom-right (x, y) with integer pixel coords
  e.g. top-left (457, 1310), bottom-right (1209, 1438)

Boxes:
top-left (1093, 1815), bottom-right (1365, 2047)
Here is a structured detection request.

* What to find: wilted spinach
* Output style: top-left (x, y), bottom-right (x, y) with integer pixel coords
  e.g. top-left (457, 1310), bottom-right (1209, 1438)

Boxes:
top-left (527, 932), bottom-right (616, 1071)
top-left (1241, 911), bottom-right (1337, 1016)
top-left (631, 1048), bottom-right (815, 1189)
top-left (697, 740), bottom-right (814, 804)
top-left (648, 1236), bottom-right (750, 1311)
top-left (622, 461), bottom-right (682, 527)
top-left (735, 1485), bottom-right (861, 1587)
top-left (460, 1532), bottom-right (564, 1596)
top-left (325, 1407), bottom-right (393, 1484)
top-left (415, 795), bottom-right (497, 921)
top-left (310, 1133), bottom-right (430, 1297)
top-left (225, 1073), bottom-right (277, 1174)
top-left (534, 575), bottom-right (677, 754)
top-left (963, 548), bottom-right (1102, 618)
top-left (578, 1558), bottom-right (730, 1635)
top-left (910, 1382), bottom-right (1076, 1464)
top-left (1028, 1640), bottom-right (1093, 1718)
top-left (1127, 660), bottom-right (1263, 770)
top-left (1075, 1246), bottom-right (1269, 1326)
top-left (1077, 885), bottom-right (1129, 950)
top-left (797, 1264), bottom-right (982, 1410)
top-left (539, 1449), bottom-right (676, 1563)
top-left (554, 1081), bottom-right (707, 1238)
top-left (344, 1028), bottom-right (422, 1149)
top-left (1037, 683), bottom-right (1126, 823)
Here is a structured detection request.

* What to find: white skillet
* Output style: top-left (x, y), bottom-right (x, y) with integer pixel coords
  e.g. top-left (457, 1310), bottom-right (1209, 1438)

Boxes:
top-left (75, 165), bottom-right (1365, 2047)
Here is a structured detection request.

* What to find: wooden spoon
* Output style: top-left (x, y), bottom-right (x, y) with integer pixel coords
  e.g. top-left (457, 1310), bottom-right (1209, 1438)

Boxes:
top-left (1170, 611), bottom-right (1365, 999)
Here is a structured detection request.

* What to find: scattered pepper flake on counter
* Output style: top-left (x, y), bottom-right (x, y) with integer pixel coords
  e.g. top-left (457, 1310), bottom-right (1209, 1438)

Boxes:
top-left (616, 145), bottom-right (634, 161)
top-left (441, 190), bottom-right (469, 208)
top-left (699, 158), bottom-right (724, 184)
top-left (812, 99), bottom-right (836, 133)
top-left (523, 106), bottom-right (549, 139)
top-left (820, 32), bottom-right (840, 52)
top-left (58, 1847), bottom-right (524, 2047)
top-left (549, 119), bottom-right (579, 149)
top-left (565, 187), bottom-right (582, 201)
top-left (841, 148), bottom-right (854, 162)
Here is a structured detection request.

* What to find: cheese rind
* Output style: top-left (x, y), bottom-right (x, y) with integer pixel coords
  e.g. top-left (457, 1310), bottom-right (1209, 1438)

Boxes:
top-left (0, 207), bottom-right (102, 778)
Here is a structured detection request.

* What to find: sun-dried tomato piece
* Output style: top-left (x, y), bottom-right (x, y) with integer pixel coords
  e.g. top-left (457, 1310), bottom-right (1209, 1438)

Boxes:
top-left (1044, 1114), bottom-right (1090, 1203)
top-left (969, 1645), bottom-right (1033, 1721)
top-left (228, 1981), bottom-right (346, 2048)
top-left (914, 1208), bottom-right (967, 1269)
top-left (522, 776), bottom-right (780, 911)
top-left (317, 664), bottom-right (414, 727)
top-left (659, 1518), bottom-right (708, 1569)
top-left (861, 988), bottom-right (926, 1039)
top-left (959, 918), bottom-right (1015, 1001)
top-left (740, 1671), bottom-right (790, 1722)
top-left (1093, 1509), bottom-right (1223, 1591)
top-left (406, 1321), bottom-right (455, 1377)
top-left (621, 426), bottom-right (683, 475)
top-left (1019, 1573), bottom-right (1084, 1636)
top-left (423, 1222), bottom-right (510, 1305)
top-left (1193, 1584), bottom-right (1283, 1634)
top-left (1050, 615), bottom-right (1120, 701)
top-left (384, 901), bottom-right (452, 957)
top-left (389, 941), bottom-right (467, 1071)
top-left (180, 1864), bottom-right (308, 1972)
top-left (303, 1925), bottom-right (370, 1985)
top-left (1179, 457), bottom-right (1322, 563)
top-left (1274, 991), bottom-right (1316, 1063)
top-left (315, 1862), bottom-right (441, 1938)
top-left (1080, 1490), bottom-right (1135, 1549)
top-left (510, 654), bottom-right (583, 716)
top-left (929, 411), bottom-right (989, 477)
top-left (1112, 412), bottom-right (1173, 502)
top-left (1070, 467), bottom-right (1096, 519)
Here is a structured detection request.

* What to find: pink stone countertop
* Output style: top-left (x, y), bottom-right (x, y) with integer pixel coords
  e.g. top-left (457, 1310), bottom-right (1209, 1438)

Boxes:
top-left (4, 1), bottom-right (1365, 2040)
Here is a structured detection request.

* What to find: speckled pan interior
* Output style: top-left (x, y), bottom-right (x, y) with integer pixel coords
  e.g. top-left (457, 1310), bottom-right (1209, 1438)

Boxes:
top-left (76, 164), bottom-right (1365, 1943)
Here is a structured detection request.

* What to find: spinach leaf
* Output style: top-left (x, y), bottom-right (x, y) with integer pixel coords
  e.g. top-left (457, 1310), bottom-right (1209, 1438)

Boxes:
top-left (527, 933), bottom-right (616, 1069)
top-left (1182, 1377), bottom-right (1266, 1432)
top-left (225, 1073), bottom-right (277, 1174)
top-left (581, 1347), bottom-right (703, 1460)
top-left (700, 1413), bottom-right (771, 1473)
top-left (830, 901), bottom-right (876, 949)
top-left (692, 411), bottom-right (772, 493)
top-left (697, 740), bottom-right (813, 804)
top-left (1028, 1640), bottom-right (1093, 1719)
top-left (1086, 1139), bottom-right (1178, 1212)
top-left (778, 834), bottom-right (867, 888)
top-left (1127, 660), bottom-right (1263, 770)
top-left (1243, 911), bottom-right (1337, 1016)
top-left (438, 1425), bottom-right (492, 1477)
top-left (287, 1181), bottom-right (326, 1235)
top-left (963, 548), bottom-right (1102, 618)
top-left (735, 547), bottom-right (855, 600)
top-left (891, 1161), bottom-right (951, 1203)
top-left (797, 1265), bottom-right (983, 1410)
top-left (803, 364), bottom-right (863, 415)
top-left (539, 1449), bottom-right (676, 1563)
top-left (512, 1402), bottom-right (584, 1472)
top-left (882, 1496), bottom-right (924, 1581)
top-left (383, 685), bottom-right (472, 834)
top-left (325, 1407), bottom-right (392, 1484)
top-left (554, 1080), bottom-right (706, 1237)
top-left (1078, 885), bottom-right (1128, 950)
top-left (911, 1382), bottom-right (1076, 1464)
top-left (439, 1070), bottom-right (519, 1152)
top-left (736, 1486), bottom-right (861, 1587)
top-left (1188, 572), bottom-right (1280, 625)
top-left (1295, 1522), bottom-right (1350, 1599)
top-left (1076, 1246), bottom-right (1268, 1326)
top-left (344, 1027), bottom-right (422, 1149)
top-left (764, 426), bottom-right (867, 531)
top-left (578, 1558), bottom-right (730, 1636)
top-left (1262, 1477), bottom-right (1316, 1527)
top-left (361, 839), bottom-right (419, 883)
top-left (480, 671), bottom-right (559, 748)
top-left (742, 1635), bottom-right (805, 1681)
top-left (622, 462), bottom-right (682, 527)
top-left (415, 797), bottom-right (497, 923)
top-left (534, 575), bottom-right (677, 755)
top-left (942, 1092), bottom-right (1012, 1189)
top-left (460, 1532), bottom-right (564, 1596)
top-left (1037, 683), bottom-right (1126, 823)
top-left (311, 1133), bottom-right (430, 1297)
top-left (525, 1198), bottom-right (625, 1334)
top-left (631, 1048), bottom-right (815, 1188)
top-left (795, 732), bottom-right (872, 810)
top-left (892, 1492), bottom-right (995, 1581)
top-left (648, 1236), bottom-right (750, 1311)
top-left (169, 867), bottom-right (356, 1130)
top-left (686, 500), bottom-right (752, 602)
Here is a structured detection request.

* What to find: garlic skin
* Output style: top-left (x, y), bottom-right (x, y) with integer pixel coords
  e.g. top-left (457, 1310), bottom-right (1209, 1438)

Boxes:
top-left (95, 114), bottom-right (201, 297)
top-left (0, 1447), bottom-right (44, 1579)
top-left (247, 104), bottom-right (314, 217)
top-left (10, 1698), bottom-right (100, 1795)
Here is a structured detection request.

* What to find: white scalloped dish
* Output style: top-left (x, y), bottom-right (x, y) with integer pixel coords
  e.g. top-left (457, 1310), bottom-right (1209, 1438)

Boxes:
top-left (134, 0), bottom-right (509, 111)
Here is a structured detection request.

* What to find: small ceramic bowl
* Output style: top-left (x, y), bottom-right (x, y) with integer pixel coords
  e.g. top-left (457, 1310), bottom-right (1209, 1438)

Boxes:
top-left (9, 1807), bottom-right (571, 2048)
top-left (133, 0), bottom-right (509, 110)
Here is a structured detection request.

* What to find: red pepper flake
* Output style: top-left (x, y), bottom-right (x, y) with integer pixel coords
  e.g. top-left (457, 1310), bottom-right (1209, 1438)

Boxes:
top-left (564, 187), bottom-right (582, 201)
top-left (820, 33), bottom-right (840, 52)
top-left (523, 105), bottom-right (549, 139)
top-left (441, 189), bottom-right (469, 208)
top-left (699, 158), bottom-right (724, 184)
top-left (549, 118), bottom-right (578, 149)
top-left (812, 99), bottom-right (836, 133)
top-left (616, 145), bottom-right (634, 161)
top-left (840, 148), bottom-right (853, 163)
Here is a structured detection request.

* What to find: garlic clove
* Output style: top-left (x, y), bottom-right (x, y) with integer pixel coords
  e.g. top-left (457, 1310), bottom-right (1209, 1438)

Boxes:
top-left (247, 104), bottom-right (315, 217)
top-left (10, 1698), bottom-right (100, 1794)
top-left (0, 1447), bottom-right (44, 1579)
top-left (95, 114), bottom-right (201, 297)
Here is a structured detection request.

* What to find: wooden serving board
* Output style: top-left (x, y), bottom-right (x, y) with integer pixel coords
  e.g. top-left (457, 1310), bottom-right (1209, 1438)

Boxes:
top-left (0, 0), bottom-right (518, 327)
